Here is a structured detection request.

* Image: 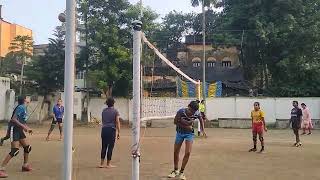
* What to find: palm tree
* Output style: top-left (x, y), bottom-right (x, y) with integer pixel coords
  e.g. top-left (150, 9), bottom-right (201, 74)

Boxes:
top-left (9, 35), bottom-right (33, 95)
top-left (191, 0), bottom-right (217, 111)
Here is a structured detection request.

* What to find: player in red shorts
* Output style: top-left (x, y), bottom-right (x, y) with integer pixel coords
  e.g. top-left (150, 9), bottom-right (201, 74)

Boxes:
top-left (249, 102), bottom-right (267, 153)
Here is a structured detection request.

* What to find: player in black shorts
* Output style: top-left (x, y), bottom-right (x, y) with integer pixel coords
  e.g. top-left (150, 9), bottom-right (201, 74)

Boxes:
top-left (46, 99), bottom-right (64, 141)
top-left (0, 105), bottom-right (22, 146)
top-left (0, 96), bottom-right (33, 178)
top-left (289, 101), bottom-right (303, 147)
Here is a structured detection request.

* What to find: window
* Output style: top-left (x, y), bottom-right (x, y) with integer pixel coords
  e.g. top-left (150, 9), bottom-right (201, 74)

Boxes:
top-left (76, 71), bottom-right (85, 79)
top-left (222, 57), bottom-right (232, 67)
top-left (207, 57), bottom-right (216, 67)
top-left (192, 57), bottom-right (201, 68)
top-left (193, 62), bottom-right (201, 67)
top-left (222, 61), bottom-right (232, 67)
top-left (207, 62), bottom-right (215, 67)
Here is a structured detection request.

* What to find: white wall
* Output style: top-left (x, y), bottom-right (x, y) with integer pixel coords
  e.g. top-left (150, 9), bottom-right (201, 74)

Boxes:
top-left (0, 77), bottom-right (14, 121)
top-left (89, 98), bottom-right (130, 121)
top-left (60, 92), bottom-right (83, 120)
top-left (88, 97), bottom-right (320, 122)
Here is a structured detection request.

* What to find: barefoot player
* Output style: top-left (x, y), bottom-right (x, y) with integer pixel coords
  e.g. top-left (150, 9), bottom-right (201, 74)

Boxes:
top-left (99, 97), bottom-right (120, 168)
top-left (249, 102), bottom-right (267, 153)
top-left (167, 101), bottom-right (206, 180)
top-left (0, 96), bottom-right (33, 178)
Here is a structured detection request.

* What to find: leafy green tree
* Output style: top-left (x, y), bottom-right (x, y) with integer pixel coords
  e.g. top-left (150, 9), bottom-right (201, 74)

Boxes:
top-left (26, 26), bottom-right (65, 95)
top-left (216, 0), bottom-right (320, 96)
top-left (2, 35), bottom-right (33, 95)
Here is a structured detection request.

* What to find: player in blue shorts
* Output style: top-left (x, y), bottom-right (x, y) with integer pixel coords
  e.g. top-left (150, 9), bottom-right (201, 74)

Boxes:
top-left (167, 101), bottom-right (206, 180)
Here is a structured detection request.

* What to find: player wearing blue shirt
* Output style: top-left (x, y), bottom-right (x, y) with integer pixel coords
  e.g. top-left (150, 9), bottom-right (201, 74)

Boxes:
top-left (46, 99), bottom-right (64, 141)
top-left (0, 96), bottom-right (33, 178)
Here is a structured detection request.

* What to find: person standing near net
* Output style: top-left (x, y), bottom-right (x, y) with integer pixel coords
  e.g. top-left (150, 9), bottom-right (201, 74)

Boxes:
top-left (167, 101), bottom-right (206, 180)
top-left (249, 102), bottom-right (267, 153)
top-left (300, 103), bottom-right (313, 135)
top-left (99, 97), bottom-right (120, 168)
top-left (289, 101), bottom-right (303, 147)
top-left (0, 96), bottom-right (33, 178)
top-left (46, 99), bottom-right (64, 141)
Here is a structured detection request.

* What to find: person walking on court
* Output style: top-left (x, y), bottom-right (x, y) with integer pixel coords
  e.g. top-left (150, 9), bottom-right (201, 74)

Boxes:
top-left (99, 97), bottom-right (120, 168)
top-left (289, 101), bottom-right (303, 147)
top-left (0, 96), bottom-right (33, 178)
top-left (167, 101), bottom-right (206, 180)
top-left (0, 100), bottom-right (24, 146)
top-left (300, 103), bottom-right (313, 135)
top-left (46, 99), bottom-right (64, 141)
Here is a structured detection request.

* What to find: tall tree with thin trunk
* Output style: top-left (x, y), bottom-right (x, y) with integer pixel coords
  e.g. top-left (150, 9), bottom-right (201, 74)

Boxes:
top-left (8, 35), bottom-right (33, 95)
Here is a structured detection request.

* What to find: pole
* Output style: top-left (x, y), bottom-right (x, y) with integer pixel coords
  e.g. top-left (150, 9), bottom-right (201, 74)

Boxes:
top-left (132, 20), bottom-right (142, 180)
top-left (63, 0), bottom-right (75, 179)
top-left (19, 56), bottom-right (25, 95)
top-left (85, 0), bottom-right (90, 122)
top-left (139, 0), bottom-right (143, 20)
top-left (202, 3), bottom-right (206, 112)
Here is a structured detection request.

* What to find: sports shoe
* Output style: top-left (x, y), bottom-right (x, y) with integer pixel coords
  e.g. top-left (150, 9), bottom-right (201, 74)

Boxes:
top-left (301, 132), bottom-right (306, 135)
top-left (308, 132), bottom-right (312, 135)
top-left (167, 170), bottom-right (179, 178)
top-left (22, 164), bottom-right (32, 172)
top-left (178, 172), bottom-right (187, 180)
top-left (295, 142), bottom-right (302, 147)
top-left (258, 148), bottom-right (265, 153)
top-left (248, 148), bottom-right (257, 152)
top-left (0, 170), bottom-right (8, 178)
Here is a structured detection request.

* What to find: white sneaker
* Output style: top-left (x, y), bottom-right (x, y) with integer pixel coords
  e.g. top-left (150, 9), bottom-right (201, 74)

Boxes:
top-left (178, 172), bottom-right (187, 180)
top-left (167, 170), bottom-right (179, 178)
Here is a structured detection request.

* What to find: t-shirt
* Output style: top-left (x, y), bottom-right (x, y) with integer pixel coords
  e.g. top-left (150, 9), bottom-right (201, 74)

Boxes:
top-left (14, 105), bottom-right (27, 125)
top-left (251, 110), bottom-right (265, 123)
top-left (291, 107), bottom-right (302, 124)
top-left (199, 103), bottom-right (205, 113)
top-left (53, 104), bottom-right (64, 119)
top-left (102, 107), bottom-right (119, 129)
top-left (176, 108), bottom-right (201, 133)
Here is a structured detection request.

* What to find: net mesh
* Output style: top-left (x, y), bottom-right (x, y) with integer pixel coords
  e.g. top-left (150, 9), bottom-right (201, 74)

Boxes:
top-left (141, 34), bottom-right (199, 120)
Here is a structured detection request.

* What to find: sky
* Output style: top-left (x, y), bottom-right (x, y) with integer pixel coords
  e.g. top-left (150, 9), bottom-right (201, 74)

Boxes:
top-left (1, 0), bottom-right (200, 44)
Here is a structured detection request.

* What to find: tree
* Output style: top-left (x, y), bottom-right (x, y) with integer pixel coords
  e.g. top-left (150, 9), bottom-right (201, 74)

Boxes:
top-left (77, 0), bottom-right (161, 97)
top-left (26, 26), bottom-right (65, 95)
top-left (5, 35), bottom-right (33, 95)
top-left (152, 11), bottom-right (194, 50)
top-left (216, 0), bottom-right (320, 96)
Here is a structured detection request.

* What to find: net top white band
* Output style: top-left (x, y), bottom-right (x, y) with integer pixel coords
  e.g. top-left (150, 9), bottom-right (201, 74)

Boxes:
top-left (142, 34), bottom-right (200, 85)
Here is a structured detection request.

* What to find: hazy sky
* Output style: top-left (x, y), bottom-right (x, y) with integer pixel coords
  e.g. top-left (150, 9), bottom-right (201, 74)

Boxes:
top-left (1, 0), bottom-right (200, 44)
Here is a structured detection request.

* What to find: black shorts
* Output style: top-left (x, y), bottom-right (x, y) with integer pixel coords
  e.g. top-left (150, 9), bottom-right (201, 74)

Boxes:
top-left (52, 118), bottom-right (63, 124)
top-left (292, 121), bottom-right (301, 130)
top-left (11, 126), bottom-right (26, 142)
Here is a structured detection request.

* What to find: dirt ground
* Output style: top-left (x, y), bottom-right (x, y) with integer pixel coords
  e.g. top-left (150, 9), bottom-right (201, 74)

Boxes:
top-left (0, 126), bottom-right (320, 180)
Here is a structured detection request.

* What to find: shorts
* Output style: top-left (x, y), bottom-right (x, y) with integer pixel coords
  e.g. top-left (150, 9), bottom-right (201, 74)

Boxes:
top-left (201, 112), bottom-right (206, 120)
top-left (10, 126), bottom-right (26, 142)
top-left (52, 118), bottom-right (63, 124)
top-left (292, 121), bottom-right (301, 130)
top-left (175, 132), bottom-right (194, 144)
top-left (252, 122), bottom-right (263, 134)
